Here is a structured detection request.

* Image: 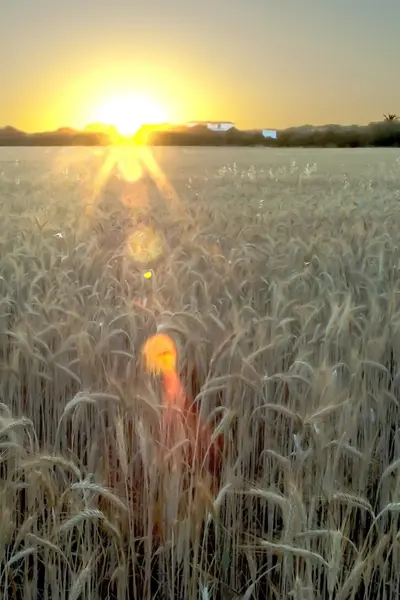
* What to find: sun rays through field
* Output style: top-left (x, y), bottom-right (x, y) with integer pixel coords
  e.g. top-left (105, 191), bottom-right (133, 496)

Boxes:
top-left (51, 144), bottom-right (183, 265)
top-left (1, 147), bottom-right (400, 599)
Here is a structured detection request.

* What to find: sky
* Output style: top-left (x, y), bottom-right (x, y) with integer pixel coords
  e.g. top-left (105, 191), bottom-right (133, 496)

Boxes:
top-left (1, 0), bottom-right (400, 133)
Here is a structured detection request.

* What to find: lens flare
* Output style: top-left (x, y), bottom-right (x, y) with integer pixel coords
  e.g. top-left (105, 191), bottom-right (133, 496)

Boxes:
top-left (142, 333), bottom-right (177, 375)
top-left (126, 225), bottom-right (164, 263)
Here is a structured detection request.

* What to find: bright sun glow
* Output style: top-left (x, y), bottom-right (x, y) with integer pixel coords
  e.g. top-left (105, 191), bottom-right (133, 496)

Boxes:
top-left (93, 93), bottom-right (169, 136)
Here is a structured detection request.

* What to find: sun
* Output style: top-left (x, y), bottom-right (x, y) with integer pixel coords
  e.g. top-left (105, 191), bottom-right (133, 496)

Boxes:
top-left (92, 93), bottom-right (169, 136)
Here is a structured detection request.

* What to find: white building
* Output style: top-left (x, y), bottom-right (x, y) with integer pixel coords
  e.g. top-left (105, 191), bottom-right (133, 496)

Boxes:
top-left (186, 121), bottom-right (235, 132)
top-left (262, 129), bottom-right (277, 139)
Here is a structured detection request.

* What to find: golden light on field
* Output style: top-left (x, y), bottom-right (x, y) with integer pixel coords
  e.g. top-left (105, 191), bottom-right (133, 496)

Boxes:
top-left (92, 92), bottom-right (169, 137)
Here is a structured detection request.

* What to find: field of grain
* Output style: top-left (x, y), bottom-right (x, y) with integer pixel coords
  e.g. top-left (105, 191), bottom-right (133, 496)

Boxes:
top-left (1, 146), bottom-right (400, 600)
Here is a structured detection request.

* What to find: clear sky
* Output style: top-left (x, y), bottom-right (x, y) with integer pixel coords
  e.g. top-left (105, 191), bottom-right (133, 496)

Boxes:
top-left (1, 0), bottom-right (399, 132)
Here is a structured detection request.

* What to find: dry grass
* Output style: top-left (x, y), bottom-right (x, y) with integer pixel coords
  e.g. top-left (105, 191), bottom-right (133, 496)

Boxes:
top-left (0, 146), bottom-right (400, 599)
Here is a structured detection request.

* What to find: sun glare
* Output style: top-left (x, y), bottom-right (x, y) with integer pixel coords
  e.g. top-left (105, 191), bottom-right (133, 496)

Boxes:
top-left (92, 93), bottom-right (169, 136)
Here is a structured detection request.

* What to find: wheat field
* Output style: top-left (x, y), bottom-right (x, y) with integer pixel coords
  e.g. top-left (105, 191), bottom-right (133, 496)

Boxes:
top-left (0, 146), bottom-right (400, 600)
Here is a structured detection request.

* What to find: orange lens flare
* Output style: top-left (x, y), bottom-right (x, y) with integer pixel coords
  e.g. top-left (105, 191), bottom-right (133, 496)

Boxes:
top-left (141, 332), bottom-right (224, 478)
top-left (142, 333), bottom-right (177, 375)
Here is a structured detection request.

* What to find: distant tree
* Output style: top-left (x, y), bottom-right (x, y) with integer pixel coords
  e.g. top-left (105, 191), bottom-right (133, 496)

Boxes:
top-left (383, 113), bottom-right (398, 121)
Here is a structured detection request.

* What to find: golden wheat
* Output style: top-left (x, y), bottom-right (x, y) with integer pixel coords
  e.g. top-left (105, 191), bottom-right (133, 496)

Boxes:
top-left (0, 146), bottom-right (400, 598)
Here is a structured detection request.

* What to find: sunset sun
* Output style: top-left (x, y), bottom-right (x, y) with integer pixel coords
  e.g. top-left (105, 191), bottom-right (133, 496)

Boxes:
top-left (92, 93), bottom-right (169, 136)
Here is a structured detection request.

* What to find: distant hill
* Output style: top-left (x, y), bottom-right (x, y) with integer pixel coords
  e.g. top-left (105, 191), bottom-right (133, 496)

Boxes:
top-left (0, 126), bottom-right (26, 137)
top-left (0, 125), bottom-right (110, 146)
top-left (54, 127), bottom-right (78, 135)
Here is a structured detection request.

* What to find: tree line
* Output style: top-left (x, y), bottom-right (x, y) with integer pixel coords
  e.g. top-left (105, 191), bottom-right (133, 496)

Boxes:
top-left (0, 116), bottom-right (399, 147)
